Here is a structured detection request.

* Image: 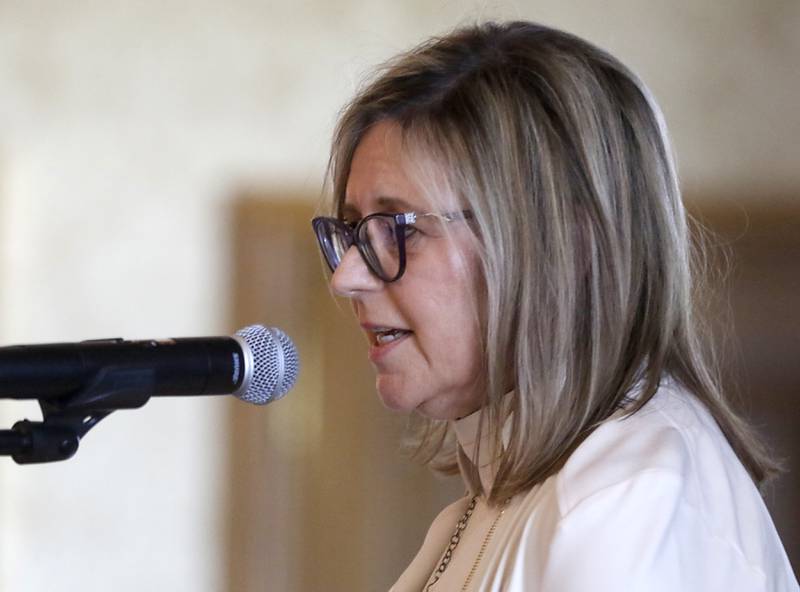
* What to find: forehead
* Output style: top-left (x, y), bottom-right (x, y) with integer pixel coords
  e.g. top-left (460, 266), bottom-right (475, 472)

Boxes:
top-left (341, 121), bottom-right (454, 218)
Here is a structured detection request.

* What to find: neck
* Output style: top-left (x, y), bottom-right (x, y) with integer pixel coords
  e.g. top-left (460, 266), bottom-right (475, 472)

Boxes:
top-left (452, 406), bottom-right (503, 495)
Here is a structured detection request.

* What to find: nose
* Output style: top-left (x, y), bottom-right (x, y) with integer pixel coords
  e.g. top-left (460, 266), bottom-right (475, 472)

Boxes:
top-left (330, 246), bottom-right (384, 297)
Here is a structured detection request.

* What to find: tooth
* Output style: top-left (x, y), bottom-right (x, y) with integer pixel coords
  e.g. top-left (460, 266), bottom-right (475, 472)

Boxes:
top-left (377, 331), bottom-right (399, 344)
top-left (375, 329), bottom-right (411, 345)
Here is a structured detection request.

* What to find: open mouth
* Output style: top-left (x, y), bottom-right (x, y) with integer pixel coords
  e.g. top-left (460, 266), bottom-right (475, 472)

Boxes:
top-left (370, 327), bottom-right (412, 345)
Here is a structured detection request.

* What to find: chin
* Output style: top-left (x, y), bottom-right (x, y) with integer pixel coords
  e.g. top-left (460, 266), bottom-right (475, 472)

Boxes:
top-left (415, 398), bottom-right (473, 421)
top-left (375, 374), bottom-right (416, 414)
top-left (375, 374), bottom-right (441, 416)
top-left (375, 374), bottom-right (480, 419)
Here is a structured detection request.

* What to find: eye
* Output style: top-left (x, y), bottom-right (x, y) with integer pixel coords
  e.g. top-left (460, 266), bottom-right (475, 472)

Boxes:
top-left (402, 224), bottom-right (422, 240)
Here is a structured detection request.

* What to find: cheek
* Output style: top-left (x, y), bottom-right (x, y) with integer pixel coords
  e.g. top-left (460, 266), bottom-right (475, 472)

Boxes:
top-left (416, 253), bottom-right (483, 372)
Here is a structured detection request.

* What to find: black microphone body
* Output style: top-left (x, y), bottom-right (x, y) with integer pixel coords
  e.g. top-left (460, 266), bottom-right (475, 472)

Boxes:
top-left (0, 337), bottom-right (247, 402)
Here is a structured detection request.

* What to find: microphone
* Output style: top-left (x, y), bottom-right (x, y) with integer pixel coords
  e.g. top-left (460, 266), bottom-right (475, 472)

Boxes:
top-left (0, 324), bottom-right (300, 407)
top-left (0, 325), bottom-right (299, 463)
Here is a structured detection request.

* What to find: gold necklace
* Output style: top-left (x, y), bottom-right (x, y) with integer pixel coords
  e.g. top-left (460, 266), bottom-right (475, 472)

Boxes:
top-left (424, 496), bottom-right (511, 591)
top-left (461, 497), bottom-right (510, 591)
top-left (424, 495), bottom-right (477, 591)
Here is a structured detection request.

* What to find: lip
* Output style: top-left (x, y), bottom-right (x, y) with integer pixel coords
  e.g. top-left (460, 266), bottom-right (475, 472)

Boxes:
top-left (360, 323), bottom-right (412, 362)
top-left (359, 322), bottom-right (412, 336)
top-left (368, 331), bottom-right (411, 363)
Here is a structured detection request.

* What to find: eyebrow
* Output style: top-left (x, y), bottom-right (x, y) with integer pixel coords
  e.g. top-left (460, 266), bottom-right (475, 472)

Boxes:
top-left (340, 196), bottom-right (417, 220)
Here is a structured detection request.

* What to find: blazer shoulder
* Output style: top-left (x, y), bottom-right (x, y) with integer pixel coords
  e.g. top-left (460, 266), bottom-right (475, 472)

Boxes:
top-left (555, 385), bottom-right (698, 516)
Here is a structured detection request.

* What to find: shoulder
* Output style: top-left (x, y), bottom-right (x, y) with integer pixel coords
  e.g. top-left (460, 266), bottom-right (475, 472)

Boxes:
top-left (426, 494), bottom-right (473, 535)
top-left (527, 380), bottom-right (798, 590)
top-left (389, 495), bottom-right (473, 592)
top-left (554, 379), bottom-right (715, 516)
top-left (413, 494), bottom-right (474, 556)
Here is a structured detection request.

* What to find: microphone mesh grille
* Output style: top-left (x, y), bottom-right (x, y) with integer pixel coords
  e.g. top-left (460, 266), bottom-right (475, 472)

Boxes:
top-left (235, 325), bottom-right (299, 405)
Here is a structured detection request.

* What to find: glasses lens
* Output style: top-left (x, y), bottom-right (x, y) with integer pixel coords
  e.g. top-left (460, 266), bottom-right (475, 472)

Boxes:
top-left (360, 216), bottom-right (401, 281)
top-left (313, 218), bottom-right (350, 271)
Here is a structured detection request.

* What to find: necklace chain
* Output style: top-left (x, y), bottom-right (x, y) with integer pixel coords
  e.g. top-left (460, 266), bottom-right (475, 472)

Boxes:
top-left (461, 497), bottom-right (510, 591)
top-left (424, 495), bottom-right (477, 591)
top-left (424, 496), bottom-right (511, 592)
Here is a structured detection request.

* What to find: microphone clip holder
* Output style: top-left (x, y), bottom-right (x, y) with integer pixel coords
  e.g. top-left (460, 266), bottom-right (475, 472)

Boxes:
top-left (1, 366), bottom-right (157, 464)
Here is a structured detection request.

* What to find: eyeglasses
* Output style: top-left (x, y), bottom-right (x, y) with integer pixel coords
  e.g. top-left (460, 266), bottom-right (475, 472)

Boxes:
top-left (311, 210), bottom-right (473, 283)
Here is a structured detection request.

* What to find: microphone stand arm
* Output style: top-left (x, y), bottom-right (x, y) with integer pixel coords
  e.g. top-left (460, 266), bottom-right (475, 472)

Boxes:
top-left (0, 366), bottom-right (156, 464)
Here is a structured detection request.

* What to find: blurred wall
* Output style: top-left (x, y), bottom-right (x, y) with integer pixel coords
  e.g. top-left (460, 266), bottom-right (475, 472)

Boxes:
top-left (0, 1), bottom-right (797, 591)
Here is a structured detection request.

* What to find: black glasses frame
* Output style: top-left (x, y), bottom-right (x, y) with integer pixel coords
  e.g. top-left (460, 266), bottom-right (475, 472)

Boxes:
top-left (311, 210), bottom-right (472, 283)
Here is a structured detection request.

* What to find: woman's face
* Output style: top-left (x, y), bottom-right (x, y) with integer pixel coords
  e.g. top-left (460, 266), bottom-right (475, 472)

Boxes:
top-left (331, 121), bottom-right (485, 420)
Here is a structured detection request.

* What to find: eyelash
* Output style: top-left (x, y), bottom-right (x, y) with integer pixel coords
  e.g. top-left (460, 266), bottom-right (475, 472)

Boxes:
top-left (403, 225), bottom-right (421, 238)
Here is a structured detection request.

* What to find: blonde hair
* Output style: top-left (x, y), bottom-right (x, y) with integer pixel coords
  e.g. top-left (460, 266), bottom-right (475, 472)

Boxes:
top-left (325, 21), bottom-right (779, 503)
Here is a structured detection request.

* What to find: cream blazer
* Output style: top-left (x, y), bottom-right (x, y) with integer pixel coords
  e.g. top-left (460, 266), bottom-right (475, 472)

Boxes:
top-left (390, 382), bottom-right (798, 591)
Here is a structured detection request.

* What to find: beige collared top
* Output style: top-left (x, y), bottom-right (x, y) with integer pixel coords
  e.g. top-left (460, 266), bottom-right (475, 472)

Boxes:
top-left (389, 381), bottom-right (798, 592)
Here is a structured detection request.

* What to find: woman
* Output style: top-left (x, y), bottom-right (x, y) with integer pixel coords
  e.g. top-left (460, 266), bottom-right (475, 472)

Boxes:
top-left (311, 21), bottom-right (798, 591)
